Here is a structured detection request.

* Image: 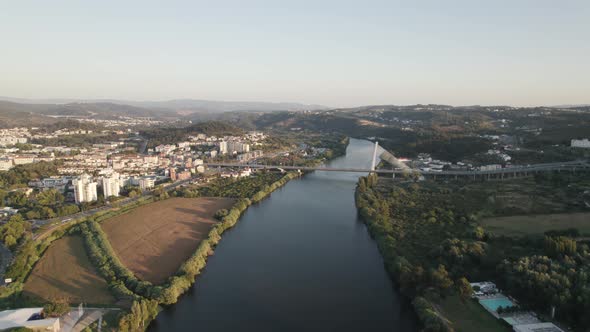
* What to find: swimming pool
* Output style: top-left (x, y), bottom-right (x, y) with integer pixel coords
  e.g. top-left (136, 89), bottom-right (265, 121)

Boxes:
top-left (479, 297), bottom-right (515, 312)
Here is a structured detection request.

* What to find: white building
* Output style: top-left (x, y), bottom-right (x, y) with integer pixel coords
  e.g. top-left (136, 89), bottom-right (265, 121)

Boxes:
top-left (220, 141), bottom-right (250, 155)
top-left (237, 150), bottom-right (263, 162)
top-left (73, 174), bottom-right (98, 203)
top-left (143, 155), bottom-right (159, 164)
top-left (513, 323), bottom-right (564, 332)
top-left (571, 138), bottom-right (590, 148)
top-left (0, 158), bottom-right (13, 171)
top-left (228, 141), bottom-right (250, 153)
top-left (28, 176), bottom-right (70, 192)
top-left (0, 136), bottom-right (28, 146)
top-left (0, 207), bottom-right (19, 218)
top-left (12, 155), bottom-right (35, 165)
top-left (102, 172), bottom-right (121, 198)
top-left (219, 141), bottom-right (228, 155)
top-left (139, 177), bottom-right (155, 190)
top-left (178, 141), bottom-right (191, 149)
top-left (0, 308), bottom-right (60, 331)
top-left (155, 144), bottom-right (176, 154)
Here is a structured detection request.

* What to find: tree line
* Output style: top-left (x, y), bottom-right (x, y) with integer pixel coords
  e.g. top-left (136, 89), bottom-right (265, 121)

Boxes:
top-left (0, 170), bottom-right (301, 329)
top-left (77, 171), bottom-right (299, 330)
top-left (356, 172), bottom-right (590, 331)
top-left (356, 174), bottom-right (488, 332)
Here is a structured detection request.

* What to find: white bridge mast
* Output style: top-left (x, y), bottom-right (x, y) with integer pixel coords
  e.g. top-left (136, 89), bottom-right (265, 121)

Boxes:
top-left (370, 141), bottom-right (379, 172)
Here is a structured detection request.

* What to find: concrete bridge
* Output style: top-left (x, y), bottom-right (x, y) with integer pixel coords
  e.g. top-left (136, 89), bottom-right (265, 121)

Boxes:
top-left (205, 142), bottom-right (590, 178)
top-left (205, 161), bottom-right (590, 176)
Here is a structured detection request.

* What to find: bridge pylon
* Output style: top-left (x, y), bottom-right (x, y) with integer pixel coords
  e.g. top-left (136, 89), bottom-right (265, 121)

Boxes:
top-left (370, 141), bottom-right (379, 172)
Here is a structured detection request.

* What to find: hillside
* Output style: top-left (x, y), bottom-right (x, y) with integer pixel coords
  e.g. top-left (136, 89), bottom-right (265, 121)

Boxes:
top-left (0, 100), bottom-right (170, 127)
top-left (0, 97), bottom-right (327, 113)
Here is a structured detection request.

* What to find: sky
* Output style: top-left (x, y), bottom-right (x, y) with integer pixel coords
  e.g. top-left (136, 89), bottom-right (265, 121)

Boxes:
top-left (1, 0), bottom-right (589, 107)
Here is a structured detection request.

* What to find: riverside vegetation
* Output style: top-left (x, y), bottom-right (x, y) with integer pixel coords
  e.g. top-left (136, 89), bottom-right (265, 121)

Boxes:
top-left (0, 195), bottom-right (155, 308)
top-left (0, 171), bottom-right (300, 331)
top-left (356, 172), bottom-right (590, 331)
top-left (0, 136), bottom-right (347, 331)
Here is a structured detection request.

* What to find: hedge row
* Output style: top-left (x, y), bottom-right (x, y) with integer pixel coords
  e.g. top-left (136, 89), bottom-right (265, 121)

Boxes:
top-left (79, 172), bottom-right (300, 306)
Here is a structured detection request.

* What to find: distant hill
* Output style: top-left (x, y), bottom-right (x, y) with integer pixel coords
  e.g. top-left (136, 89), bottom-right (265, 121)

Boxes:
top-left (0, 97), bottom-right (329, 128)
top-left (140, 121), bottom-right (245, 147)
top-left (0, 97), bottom-right (328, 113)
top-left (552, 104), bottom-right (590, 108)
top-left (0, 100), bottom-right (171, 127)
top-left (128, 99), bottom-right (327, 113)
top-left (0, 101), bottom-right (60, 128)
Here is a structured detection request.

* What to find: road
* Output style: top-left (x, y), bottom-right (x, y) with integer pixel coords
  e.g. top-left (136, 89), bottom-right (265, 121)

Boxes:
top-left (30, 159), bottom-right (590, 239)
top-left (32, 177), bottom-right (196, 240)
top-left (205, 160), bottom-right (590, 176)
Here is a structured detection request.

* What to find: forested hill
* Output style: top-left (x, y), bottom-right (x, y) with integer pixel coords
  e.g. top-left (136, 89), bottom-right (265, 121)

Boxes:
top-left (0, 100), bottom-right (170, 127)
top-left (141, 121), bottom-right (245, 147)
top-left (231, 105), bottom-right (590, 163)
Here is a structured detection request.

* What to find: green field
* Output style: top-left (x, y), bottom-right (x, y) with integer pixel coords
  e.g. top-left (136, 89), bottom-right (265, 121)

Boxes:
top-left (436, 295), bottom-right (511, 332)
top-left (481, 212), bottom-right (590, 237)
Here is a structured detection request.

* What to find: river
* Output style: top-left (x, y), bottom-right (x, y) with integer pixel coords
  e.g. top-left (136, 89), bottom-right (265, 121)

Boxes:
top-left (148, 138), bottom-right (416, 332)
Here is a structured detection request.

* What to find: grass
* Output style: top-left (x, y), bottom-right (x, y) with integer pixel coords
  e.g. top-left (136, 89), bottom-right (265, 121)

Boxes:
top-left (481, 212), bottom-right (590, 237)
top-left (100, 197), bottom-right (235, 284)
top-left (436, 295), bottom-right (511, 332)
top-left (23, 236), bottom-right (116, 305)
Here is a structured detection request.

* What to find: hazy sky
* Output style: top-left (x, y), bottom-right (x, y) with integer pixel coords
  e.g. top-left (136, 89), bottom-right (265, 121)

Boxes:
top-left (1, 0), bottom-right (589, 107)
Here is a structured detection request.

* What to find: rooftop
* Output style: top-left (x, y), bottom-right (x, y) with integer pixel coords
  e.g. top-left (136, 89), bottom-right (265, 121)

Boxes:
top-left (0, 308), bottom-right (59, 330)
top-left (513, 322), bottom-right (565, 332)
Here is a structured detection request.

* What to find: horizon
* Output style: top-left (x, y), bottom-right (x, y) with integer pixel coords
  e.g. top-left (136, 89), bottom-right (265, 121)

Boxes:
top-left (1, 1), bottom-right (589, 107)
top-left (1, 95), bottom-right (589, 110)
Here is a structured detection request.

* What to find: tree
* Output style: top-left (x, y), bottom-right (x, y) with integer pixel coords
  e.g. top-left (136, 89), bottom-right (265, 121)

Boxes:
top-left (118, 299), bottom-right (159, 332)
top-left (7, 191), bottom-right (27, 207)
top-left (214, 209), bottom-right (229, 220)
top-left (3, 234), bottom-right (17, 248)
top-left (57, 204), bottom-right (80, 216)
top-left (431, 264), bottom-right (454, 294)
top-left (0, 189), bottom-right (7, 207)
top-left (40, 206), bottom-right (57, 219)
top-left (473, 226), bottom-right (485, 240)
top-left (35, 189), bottom-right (64, 206)
top-left (0, 214), bottom-right (31, 250)
top-left (457, 277), bottom-right (473, 302)
top-left (358, 178), bottom-right (367, 192)
top-left (43, 300), bottom-right (69, 317)
top-left (25, 210), bottom-right (41, 220)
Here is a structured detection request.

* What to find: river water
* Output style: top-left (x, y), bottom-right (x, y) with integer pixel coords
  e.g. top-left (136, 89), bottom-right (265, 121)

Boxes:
top-left (148, 138), bottom-right (416, 332)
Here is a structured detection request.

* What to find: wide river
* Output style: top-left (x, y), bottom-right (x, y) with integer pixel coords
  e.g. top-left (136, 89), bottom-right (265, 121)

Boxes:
top-left (148, 138), bottom-right (416, 331)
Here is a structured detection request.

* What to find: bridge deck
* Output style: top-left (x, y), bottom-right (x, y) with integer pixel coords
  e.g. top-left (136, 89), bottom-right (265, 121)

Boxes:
top-left (205, 161), bottom-right (590, 176)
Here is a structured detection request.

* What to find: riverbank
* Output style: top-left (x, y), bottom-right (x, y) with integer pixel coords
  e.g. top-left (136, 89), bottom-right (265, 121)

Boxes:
top-left (355, 173), bottom-right (590, 331)
top-left (1, 135), bottom-right (357, 330)
top-left (148, 138), bottom-right (415, 332)
top-left (355, 174), bottom-right (458, 331)
top-left (86, 171), bottom-right (302, 329)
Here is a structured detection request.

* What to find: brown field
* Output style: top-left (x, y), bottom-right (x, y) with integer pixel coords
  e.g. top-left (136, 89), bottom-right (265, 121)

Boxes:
top-left (24, 236), bottom-right (115, 305)
top-left (481, 212), bottom-right (590, 237)
top-left (101, 197), bottom-right (235, 284)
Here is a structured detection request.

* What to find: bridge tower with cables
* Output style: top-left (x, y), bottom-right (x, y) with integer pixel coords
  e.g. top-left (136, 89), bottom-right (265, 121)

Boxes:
top-left (370, 141), bottom-right (379, 172)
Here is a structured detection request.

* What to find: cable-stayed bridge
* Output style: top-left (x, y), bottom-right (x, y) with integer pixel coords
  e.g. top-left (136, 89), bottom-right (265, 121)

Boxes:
top-left (205, 142), bottom-right (590, 178)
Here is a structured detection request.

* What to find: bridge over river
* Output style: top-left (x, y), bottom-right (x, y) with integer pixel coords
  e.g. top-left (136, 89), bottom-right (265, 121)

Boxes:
top-left (206, 142), bottom-right (590, 178)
